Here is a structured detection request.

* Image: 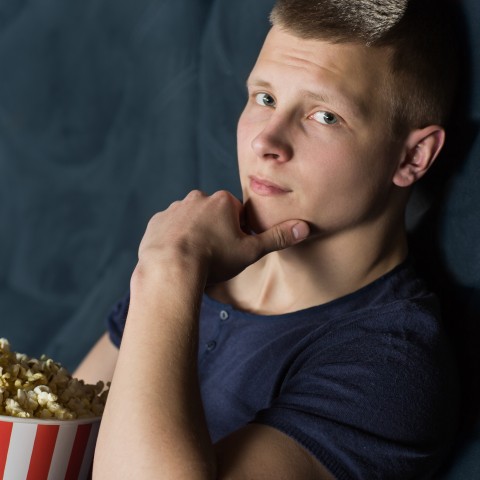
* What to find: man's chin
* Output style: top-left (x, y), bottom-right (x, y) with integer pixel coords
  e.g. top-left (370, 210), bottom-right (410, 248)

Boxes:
top-left (244, 215), bottom-right (290, 236)
top-left (242, 198), bottom-right (308, 235)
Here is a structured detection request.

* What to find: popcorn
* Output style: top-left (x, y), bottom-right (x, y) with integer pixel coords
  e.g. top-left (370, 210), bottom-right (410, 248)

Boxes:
top-left (0, 338), bottom-right (109, 419)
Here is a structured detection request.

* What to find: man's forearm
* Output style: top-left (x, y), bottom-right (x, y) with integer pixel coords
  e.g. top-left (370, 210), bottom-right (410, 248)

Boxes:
top-left (93, 259), bottom-right (216, 479)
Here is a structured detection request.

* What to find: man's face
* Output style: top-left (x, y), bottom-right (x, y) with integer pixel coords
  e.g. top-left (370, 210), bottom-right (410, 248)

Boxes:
top-left (237, 26), bottom-right (404, 237)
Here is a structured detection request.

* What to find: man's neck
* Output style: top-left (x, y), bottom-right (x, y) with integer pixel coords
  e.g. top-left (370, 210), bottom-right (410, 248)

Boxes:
top-left (207, 219), bottom-right (408, 315)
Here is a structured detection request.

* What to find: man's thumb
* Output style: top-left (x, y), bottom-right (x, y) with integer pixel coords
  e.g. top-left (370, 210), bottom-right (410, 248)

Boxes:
top-left (256, 220), bottom-right (310, 254)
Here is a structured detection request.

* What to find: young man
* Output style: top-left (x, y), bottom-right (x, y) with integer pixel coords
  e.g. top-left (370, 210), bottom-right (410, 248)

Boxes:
top-left (76, 0), bottom-right (459, 478)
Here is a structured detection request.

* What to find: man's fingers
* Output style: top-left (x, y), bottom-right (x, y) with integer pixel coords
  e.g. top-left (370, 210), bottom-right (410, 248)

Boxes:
top-left (254, 220), bottom-right (310, 255)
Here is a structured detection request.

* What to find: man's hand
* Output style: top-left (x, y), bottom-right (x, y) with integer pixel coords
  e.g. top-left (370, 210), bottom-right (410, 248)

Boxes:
top-left (137, 190), bottom-right (310, 284)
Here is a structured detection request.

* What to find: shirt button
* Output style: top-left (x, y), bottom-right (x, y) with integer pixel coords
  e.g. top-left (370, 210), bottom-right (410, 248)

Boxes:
top-left (206, 341), bottom-right (217, 351)
top-left (219, 310), bottom-right (229, 321)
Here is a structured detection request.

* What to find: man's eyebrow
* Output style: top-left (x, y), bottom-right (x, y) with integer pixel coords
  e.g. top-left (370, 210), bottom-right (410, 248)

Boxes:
top-left (301, 90), bottom-right (331, 104)
top-left (301, 89), bottom-right (368, 118)
top-left (246, 77), bottom-right (272, 89)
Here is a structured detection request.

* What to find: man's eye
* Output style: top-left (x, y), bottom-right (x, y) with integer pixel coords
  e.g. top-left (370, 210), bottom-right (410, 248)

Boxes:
top-left (255, 93), bottom-right (276, 107)
top-left (312, 111), bottom-right (338, 125)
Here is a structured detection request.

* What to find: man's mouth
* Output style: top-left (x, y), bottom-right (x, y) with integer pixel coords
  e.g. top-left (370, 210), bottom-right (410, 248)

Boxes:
top-left (249, 176), bottom-right (291, 196)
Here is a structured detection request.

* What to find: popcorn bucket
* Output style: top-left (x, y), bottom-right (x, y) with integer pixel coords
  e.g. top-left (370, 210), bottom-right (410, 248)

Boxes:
top-left (0, 415), bottom-right (100, 480)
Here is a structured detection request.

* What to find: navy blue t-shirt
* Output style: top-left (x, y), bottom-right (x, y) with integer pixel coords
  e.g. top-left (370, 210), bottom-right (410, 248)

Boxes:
top-left (108, 261), bottom-right (458, 479)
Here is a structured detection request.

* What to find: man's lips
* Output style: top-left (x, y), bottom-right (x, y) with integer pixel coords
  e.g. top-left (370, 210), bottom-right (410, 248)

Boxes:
top-left (249, 175), bottom-right (291, 196)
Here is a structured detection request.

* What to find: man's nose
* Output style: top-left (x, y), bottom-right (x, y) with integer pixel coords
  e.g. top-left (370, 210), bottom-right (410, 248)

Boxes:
top-left (251, 117), bottom-right (294, 162)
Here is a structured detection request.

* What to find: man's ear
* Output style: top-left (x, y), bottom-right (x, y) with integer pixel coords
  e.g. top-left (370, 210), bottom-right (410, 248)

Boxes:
top-left (393, 125), bottom-right (445, 187)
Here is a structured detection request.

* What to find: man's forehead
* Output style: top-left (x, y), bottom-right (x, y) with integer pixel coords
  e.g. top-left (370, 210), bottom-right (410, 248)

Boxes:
top-left (256, 26), bottom-right (393, 92)
top-left (251, 27), bottom-right (393, 122)
top-left (254, 27), bottom-right (389, 78)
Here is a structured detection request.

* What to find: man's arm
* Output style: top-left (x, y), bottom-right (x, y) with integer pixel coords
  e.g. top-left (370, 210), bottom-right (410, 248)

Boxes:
top-left (215, 424), bottom-right (335, 479)
top-left (74, 332), bottom-right (118, 385)
top-left (92, 190), bottom-right (332, 479)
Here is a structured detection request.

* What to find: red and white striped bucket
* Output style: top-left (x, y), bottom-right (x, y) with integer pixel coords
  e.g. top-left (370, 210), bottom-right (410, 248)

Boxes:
top-left (0, 415), bottom-right (100, 480)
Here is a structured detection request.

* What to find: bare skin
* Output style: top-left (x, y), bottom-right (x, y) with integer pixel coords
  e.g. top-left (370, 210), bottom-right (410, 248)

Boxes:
top-left (79, 26), bottom-right (445, 479)
top-left (74, 333), bottom-right (118, 385)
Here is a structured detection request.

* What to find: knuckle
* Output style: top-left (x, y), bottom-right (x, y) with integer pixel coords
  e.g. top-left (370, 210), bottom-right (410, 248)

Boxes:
top-left (186, 189), bottom-right (205, 200)
top-left (272, 227), bottom-right (289, 250)
top-left (211, 190), bottom-right (232, 202)
top-left (148, 211), bottom-right (162, 226)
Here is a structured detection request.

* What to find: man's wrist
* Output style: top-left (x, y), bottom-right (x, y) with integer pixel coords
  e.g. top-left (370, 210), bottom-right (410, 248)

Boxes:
top-left (131, 254), bottom-right (208, 299)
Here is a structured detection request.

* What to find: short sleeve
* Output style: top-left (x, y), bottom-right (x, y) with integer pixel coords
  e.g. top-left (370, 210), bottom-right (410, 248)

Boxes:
top-left (253, 304), bottom-right (459, 480)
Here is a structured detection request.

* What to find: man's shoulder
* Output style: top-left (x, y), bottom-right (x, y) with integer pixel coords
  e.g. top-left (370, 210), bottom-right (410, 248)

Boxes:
top-left (314, 258), bottom-right (440, 327)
